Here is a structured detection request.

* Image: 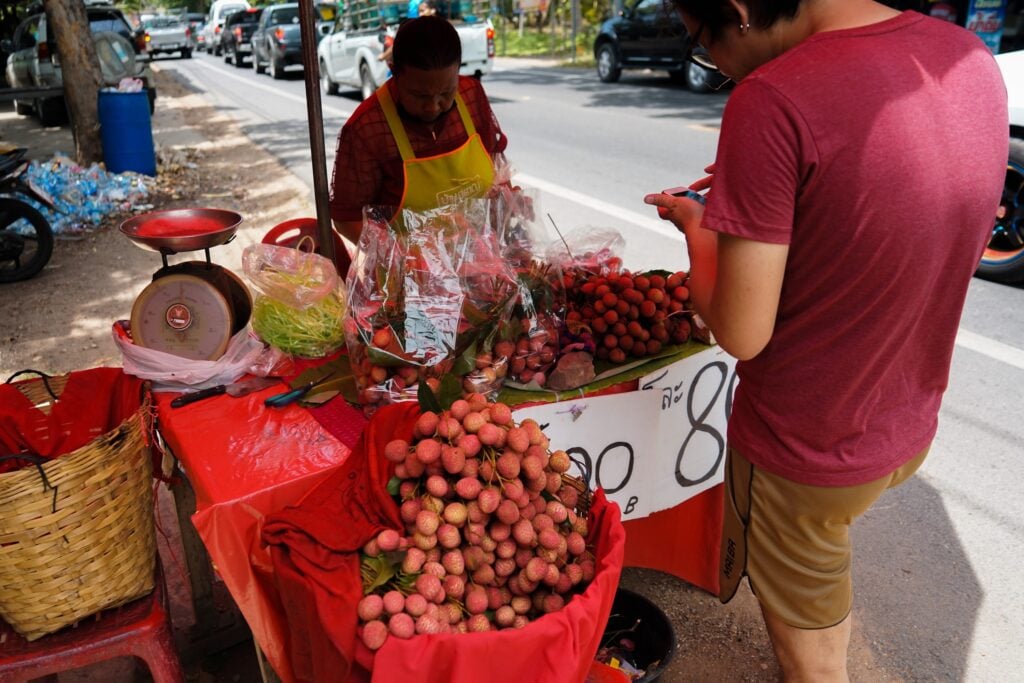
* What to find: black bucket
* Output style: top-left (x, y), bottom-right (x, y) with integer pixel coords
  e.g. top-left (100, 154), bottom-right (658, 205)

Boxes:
top-left (598, 588), bottom-right (677, 682)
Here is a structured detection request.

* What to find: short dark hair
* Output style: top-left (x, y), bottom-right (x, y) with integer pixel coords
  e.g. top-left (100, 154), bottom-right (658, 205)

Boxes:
top-left (670, 0), bottom-right (802, 41)
top-left (392, 16), bottom-right (461, 74)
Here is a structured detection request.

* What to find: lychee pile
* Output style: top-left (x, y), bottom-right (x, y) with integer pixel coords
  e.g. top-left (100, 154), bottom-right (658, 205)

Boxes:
top-left (357, 393), bottom-right (595, 650)
top-left (559, 268), bottom-right (693, 363)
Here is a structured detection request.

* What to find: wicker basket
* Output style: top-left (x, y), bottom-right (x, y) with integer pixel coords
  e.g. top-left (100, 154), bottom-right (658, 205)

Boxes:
top-left (0, 374), bottom-right (156, 641)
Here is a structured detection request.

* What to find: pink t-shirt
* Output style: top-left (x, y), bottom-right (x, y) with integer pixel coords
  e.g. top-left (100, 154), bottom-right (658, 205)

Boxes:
top-left (703, 12), bottom-right (1007, 486)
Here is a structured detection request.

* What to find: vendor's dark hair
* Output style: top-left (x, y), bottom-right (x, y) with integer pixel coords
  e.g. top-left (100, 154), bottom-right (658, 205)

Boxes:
top-left (670, 0), bottom-right (802, 41)
top-left (392, 16), bottom-right (461, 74)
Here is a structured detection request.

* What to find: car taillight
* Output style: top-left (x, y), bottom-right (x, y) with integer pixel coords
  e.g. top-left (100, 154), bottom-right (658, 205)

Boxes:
top-left (144, 32), bottom-right (151, 44)
top-left (274, 27), bottom-right (285, 42)
top-left (486, 27), bottom-right (494, 58)
top-left (37, 41), bottom-right (49, 61)
top-left (215, 25), bottom-right (221, 34)
top-left (383, 35), bottom-right (394, 49)
top-left (135, 33), bottom-right (147, 52)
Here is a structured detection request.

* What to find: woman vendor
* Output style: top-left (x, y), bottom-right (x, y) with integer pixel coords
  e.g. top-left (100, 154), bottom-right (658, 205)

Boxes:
top-left (329, 15), bottom-right (508, 244)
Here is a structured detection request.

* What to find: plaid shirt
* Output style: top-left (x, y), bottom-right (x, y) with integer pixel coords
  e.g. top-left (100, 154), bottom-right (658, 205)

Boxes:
top-left (329, 76), bottom-right (508, 223)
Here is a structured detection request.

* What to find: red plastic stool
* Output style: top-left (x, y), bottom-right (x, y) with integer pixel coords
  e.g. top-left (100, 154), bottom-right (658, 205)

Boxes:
top-left (262, 216), bottom-right (352, 279)
top-left (0, 560), bottom-right (185, 683)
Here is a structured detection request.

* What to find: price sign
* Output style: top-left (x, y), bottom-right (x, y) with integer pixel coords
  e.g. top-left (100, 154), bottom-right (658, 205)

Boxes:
top-left (512, 391), bottom-right (662, 521)
top-left (639, 345), bottom-right (737, 515)
top-left (511, 345), bottom-right (737, 521)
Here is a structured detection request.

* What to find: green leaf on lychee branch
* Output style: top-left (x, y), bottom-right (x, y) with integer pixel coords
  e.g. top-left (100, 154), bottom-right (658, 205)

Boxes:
top-left (360, 554), bottom-right (396, 594)
top-left (437, 374), bottom-right (462, 411)
top-left (386, 476), bottom-right (402, 497)
top-left (417, 378), bottom-right (443, 414)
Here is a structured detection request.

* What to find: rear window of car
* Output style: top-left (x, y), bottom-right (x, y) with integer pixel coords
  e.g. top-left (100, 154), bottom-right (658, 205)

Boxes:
top-left (88, 10), bottom-right (132, 36)
top-left (144, 17), bottom-right (184, 29)
top-left (227, 10), bottom-right (261, 25)
top-left (269, 7), bottom-right (300, 25)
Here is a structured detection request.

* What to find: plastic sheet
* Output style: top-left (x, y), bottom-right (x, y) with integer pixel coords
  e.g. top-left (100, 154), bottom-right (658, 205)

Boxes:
top-left (22, 156), bottom-right (150, 237)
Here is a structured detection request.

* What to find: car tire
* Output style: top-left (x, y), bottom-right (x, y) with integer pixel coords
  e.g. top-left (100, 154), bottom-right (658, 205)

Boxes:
top-left (234, 51), bottom-right (246, 68)
top-left (14, 99), bottom-right (32, 116)
top-left (683, 62), bottom-right (712, 93)
top-left (35, 97), bottom-right (66, 127)
top-left (271, 55), bottom-right (285, 79)
top-left (596, 44), bottom-right (621, 83)
top-left (253, 50), bottom-right (265, 74)
top-left (360, 62), bottom-right (375, 100)
top-left (320, 61), bottom-right (338, 95)
top-left (977, 137), bottom-right (1024, 283)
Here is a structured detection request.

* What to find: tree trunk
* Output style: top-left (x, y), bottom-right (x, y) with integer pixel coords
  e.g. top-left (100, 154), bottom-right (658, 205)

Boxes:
top-left (43, 0), bottom-right (103, 165)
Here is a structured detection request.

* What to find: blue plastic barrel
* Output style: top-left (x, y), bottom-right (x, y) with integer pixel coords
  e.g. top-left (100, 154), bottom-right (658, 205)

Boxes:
top-left (97, 90), bottom-right (156, 176)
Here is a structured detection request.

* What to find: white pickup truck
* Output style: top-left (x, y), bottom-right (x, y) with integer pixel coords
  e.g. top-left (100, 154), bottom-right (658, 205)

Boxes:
top-left (142, 15), bottom-right (192, 59)
top-left (317, 0), bottom-right (494, 100)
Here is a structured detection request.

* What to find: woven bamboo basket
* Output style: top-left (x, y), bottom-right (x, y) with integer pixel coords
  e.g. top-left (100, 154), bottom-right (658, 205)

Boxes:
top-left (0, 374), bottom-right (156, 641)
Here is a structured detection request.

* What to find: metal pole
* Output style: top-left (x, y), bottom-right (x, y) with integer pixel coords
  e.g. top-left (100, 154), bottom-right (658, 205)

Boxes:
top-left (298, 0), bottom-right (337, 265)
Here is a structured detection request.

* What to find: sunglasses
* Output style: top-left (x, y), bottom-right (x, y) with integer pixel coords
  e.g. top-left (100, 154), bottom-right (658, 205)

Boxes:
top-left (685, 23), bottom-right (719, 72)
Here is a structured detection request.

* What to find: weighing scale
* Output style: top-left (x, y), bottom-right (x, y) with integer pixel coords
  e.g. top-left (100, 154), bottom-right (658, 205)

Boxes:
top-left (120, 208), bottom-right (251, 361)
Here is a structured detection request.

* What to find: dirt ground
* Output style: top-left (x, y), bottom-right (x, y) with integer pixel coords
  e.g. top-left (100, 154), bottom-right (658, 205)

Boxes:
top-left (0, 66), bottom-right (896, 682)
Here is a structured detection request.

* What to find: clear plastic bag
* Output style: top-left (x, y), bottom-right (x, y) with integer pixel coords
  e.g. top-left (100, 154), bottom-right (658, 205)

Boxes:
top-left (242, 243), bottom-right (347, 358)
top-left (344, 200), bottom-right (520, 414)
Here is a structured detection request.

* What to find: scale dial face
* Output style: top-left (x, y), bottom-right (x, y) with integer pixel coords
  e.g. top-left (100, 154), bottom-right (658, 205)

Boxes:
top-left (130, 272), bottom-right (234, 361)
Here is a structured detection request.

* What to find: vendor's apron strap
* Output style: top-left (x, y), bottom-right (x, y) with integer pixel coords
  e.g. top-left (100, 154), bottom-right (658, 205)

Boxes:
top-left (377, 84), bottom-right (416, 162)
top-left (376, 83), bottom-right (479, 162)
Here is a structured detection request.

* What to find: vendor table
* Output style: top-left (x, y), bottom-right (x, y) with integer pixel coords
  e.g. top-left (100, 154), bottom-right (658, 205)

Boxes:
top-left (156, 344), bottom-right (730, 682)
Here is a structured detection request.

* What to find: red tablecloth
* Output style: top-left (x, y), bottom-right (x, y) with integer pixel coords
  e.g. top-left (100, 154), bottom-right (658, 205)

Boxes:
top-left (157, 383), bottom-right (722, 681)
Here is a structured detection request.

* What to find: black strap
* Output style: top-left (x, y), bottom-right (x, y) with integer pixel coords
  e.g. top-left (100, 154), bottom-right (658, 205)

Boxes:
top-left (5, 369), bottom-right (60, 402)
top-left (0, 453), bottom-right (59, 513)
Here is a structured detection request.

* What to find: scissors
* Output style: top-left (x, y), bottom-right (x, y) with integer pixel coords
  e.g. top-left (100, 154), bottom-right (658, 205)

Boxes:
top-left (264, 371), bottom-right (337, 408)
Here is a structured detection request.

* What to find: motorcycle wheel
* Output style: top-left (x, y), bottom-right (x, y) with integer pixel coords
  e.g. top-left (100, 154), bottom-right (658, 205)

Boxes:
top-left (0, 197), bottom-right (54, 283)
top-left (977, 138), bottom-right (1024, 283)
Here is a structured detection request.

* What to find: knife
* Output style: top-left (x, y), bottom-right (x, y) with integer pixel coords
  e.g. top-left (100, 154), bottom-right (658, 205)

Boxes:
top-left (170, 376), bottom-right (281, 408)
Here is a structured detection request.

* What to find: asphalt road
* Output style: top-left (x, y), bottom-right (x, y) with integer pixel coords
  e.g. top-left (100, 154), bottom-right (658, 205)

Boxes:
top-left (153, 52), bottom-right (1024, 681)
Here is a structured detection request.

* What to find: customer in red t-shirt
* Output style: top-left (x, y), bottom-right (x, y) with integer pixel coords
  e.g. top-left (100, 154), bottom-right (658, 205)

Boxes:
top-left (329, 16), bottom-right (508, 245)
top-left (644, 0), bottom-right (1007, 679)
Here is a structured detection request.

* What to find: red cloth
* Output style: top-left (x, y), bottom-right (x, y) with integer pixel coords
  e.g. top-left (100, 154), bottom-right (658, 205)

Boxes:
top-left (263, 402), bottom-right (626, 683)
top-left (704, 12), bottom-right (1007, 486)
top-left (0, 368), bottom-right (144, 472)
top-left (330, 76), bottom-right (508, 223)
top-left (263, 402), bottom-right (415, 683)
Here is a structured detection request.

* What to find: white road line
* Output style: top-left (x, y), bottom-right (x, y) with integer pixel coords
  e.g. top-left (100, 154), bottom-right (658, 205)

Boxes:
top-left (515, 172), bottom-right (680, 238)
top-left (186, 58), bottom-right (352, 121)
top-left (955, 328), bottom-right (1024, 371)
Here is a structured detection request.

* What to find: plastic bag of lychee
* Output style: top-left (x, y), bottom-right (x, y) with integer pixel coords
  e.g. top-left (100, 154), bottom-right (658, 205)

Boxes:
top-left (353, 392), bottom-right (626, 682)
top-left (344, 202), bottom-right (521, 415)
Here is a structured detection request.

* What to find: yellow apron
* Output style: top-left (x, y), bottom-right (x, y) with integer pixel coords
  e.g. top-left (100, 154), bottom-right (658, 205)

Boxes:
top-left (377, 83), bottom-right (495, 215)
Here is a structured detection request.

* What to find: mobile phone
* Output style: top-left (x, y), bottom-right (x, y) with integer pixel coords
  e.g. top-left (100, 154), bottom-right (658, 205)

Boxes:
top-left (663, 187), bottom-right (707, 205)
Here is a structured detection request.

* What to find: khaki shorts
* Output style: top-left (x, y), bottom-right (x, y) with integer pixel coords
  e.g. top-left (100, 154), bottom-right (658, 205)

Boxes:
top-left (719, 445), bottom-right (929, 629)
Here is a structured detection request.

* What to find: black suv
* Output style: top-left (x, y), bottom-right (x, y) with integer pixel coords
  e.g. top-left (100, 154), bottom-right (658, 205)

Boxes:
top-left (219, 7), bottom-right (262, 68)
top-left (592, 0), bottom-right (726, 93)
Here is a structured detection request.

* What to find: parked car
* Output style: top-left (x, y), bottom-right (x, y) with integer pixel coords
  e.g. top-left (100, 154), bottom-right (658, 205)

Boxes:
top-left (143, 15), bottom-right (191, 59)
top-left (3, 4), bottom-right (156, 126)
top-left (251, 2), bottom-right (307, 79)
top-left (592, 0), bottom-right (727, 93)
top-left (978, 49), bottom-right (1024, 283)
top-left (202, 0), bottom-right (250, 57)
top-left (318, 0), bottom-right (493, 100)
top-left (219, 7), bottom-right (262, 68)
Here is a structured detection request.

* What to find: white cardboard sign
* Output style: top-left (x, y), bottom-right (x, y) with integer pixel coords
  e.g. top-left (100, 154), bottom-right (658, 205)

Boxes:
top-left (511, 345), bottom-right (737, 521)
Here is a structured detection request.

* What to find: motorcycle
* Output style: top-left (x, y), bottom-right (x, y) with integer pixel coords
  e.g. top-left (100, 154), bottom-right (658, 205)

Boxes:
top-left (0, 148), bottom-right (56, 283)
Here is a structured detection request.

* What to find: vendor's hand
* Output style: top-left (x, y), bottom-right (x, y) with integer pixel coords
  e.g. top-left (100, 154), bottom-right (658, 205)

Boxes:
top-left (643, 191), bottom-right (704, 234)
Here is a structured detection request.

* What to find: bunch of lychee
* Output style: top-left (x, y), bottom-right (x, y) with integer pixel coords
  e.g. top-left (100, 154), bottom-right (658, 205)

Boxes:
top-left (490, 318), bottom-right (559, 388)
top-left (559, 268), bottom-right (693, 363)
top-left (345, 323), bottom-right (447, 414)
top-left (357, 393), bottom-right (596, 650)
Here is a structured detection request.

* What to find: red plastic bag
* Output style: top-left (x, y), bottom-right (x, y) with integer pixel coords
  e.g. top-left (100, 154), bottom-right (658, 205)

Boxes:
top-left (0, 368), bottom-right (144, 473)
top-left (262, 403), bottom-right (626, 683)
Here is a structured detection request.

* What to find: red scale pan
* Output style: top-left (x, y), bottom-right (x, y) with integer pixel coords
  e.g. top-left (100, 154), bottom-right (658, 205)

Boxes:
top-left (120, 209), bottom-right (251, 362)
